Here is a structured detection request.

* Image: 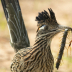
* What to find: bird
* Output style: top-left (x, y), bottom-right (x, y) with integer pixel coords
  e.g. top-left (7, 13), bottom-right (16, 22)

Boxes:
top-left (1, 0), bottom-right (72, 72)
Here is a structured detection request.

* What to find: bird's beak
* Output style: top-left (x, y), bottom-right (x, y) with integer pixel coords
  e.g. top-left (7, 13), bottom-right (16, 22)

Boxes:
top-left (59, 25), bottom-right (72, 30)
top-left (58, 25), bottom-right (72, 32)
top-left (49, 25), bottom-right (72, 36)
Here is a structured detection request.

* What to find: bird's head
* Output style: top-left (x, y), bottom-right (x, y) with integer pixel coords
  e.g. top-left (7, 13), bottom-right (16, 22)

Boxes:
top-left (36, 8), bottom-right (72, 39)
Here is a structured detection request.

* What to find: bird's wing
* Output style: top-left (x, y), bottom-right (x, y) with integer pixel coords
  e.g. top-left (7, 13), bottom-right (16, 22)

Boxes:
top-left (1, 0), bottom-right (30, 52)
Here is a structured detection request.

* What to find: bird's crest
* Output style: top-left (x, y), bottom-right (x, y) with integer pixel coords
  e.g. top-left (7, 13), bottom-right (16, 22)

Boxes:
top-left (36, 8), bottom-right (57, 27)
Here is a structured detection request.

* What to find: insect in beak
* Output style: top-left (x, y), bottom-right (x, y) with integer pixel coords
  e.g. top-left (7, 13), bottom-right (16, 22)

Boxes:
top-left (56, 28), bottom-right (72, 69)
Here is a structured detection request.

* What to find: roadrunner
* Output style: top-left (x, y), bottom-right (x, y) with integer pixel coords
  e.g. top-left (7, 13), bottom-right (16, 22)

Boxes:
top-left (1, 0), bottom-right (72, 72)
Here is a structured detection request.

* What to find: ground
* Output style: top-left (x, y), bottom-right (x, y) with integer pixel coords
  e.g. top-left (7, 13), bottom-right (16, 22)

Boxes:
top-left (0, 0), bottom-right (72, 72)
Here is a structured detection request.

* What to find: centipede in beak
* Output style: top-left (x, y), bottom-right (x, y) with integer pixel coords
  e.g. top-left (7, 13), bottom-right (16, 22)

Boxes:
top-left (56, 29), bottom-right (69, 69)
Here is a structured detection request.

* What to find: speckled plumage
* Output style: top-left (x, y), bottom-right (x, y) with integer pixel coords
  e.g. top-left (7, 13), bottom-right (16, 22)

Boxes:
top-left (11, 36), bottom-right (54, 72)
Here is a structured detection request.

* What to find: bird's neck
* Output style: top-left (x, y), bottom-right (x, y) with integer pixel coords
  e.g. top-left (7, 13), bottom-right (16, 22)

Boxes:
top-left (33, 36), bottom-right (52, 55)
top-left (30, 36), bottom-right (54, 72)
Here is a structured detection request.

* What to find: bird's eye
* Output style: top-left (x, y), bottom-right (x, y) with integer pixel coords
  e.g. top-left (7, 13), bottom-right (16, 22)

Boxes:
top-left (39, 25), bottom-right (46, 30)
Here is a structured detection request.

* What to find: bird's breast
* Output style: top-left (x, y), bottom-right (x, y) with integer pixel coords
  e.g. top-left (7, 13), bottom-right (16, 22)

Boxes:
top-left (24, 44), bottom-right (54, 72)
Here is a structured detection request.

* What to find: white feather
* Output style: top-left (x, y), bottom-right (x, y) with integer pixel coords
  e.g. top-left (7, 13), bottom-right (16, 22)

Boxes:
top-left (40, 25), bottom-right (46, 30)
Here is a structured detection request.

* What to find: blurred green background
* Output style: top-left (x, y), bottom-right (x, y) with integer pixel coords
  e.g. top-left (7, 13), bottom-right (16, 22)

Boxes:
top-left (0, 0), bottom-right (72, 72)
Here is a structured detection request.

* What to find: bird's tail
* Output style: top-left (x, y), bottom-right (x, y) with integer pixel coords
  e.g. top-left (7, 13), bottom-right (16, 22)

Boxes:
top-left (1, 0), bottom-right (30, 52)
